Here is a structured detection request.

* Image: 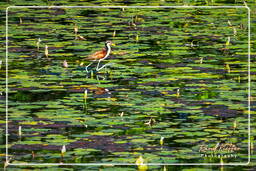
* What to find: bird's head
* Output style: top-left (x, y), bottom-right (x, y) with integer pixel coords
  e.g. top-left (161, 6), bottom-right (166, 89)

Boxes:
top-left (105, 40), bottom-right (116, 46)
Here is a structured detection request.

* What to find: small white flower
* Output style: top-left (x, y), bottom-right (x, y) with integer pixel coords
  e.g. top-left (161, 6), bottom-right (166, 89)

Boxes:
top-left (18, 126), bottom-right (22, 136)
top-left (61, 145), bottom-right (66, 154)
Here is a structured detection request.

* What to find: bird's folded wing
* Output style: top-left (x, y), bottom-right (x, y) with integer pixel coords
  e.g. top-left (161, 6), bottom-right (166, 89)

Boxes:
top-left (88, 49), bottom-right (107, 60)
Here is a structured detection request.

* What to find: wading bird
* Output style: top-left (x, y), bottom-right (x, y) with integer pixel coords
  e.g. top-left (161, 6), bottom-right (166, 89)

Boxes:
top-left (85, 40), bottom-right (115, 72)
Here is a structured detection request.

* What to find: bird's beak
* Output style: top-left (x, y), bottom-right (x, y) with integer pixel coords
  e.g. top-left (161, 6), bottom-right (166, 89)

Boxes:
top-left (111, 43), bottom-right (116, 46)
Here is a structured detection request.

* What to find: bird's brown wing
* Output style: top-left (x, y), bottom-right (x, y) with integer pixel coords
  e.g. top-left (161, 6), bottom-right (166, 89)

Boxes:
top-left (87, 48), bottom-right (107, 60)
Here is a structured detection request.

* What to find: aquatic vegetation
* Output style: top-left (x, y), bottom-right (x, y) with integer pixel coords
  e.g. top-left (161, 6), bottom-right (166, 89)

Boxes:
top-left (83, 89), bottom-right (88, 114)
top-left (136, 155), bottom-right (144, 166)
top-left (44, 45), bottom-right (49, 58)
top-left (61, 145), bottom-right (66, 158)
top-left (18, 126), bottom-right (22, 139)
top-left (160, 136), bottom-right (164, 146)
top-left (63, 60), bottom-right (68, 68)
top-left (4, 6), bottom-right (250, 166)
top-left (119, 112), bottom-right (124, 117)
top-left (36, 38), bottom-right (41, 51)
top-left (74, 24), bottom-right (78, 39)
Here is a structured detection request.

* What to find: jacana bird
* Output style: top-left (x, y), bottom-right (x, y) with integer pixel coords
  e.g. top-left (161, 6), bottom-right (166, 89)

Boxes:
top-left (85, 40), bottom-right (115, 72)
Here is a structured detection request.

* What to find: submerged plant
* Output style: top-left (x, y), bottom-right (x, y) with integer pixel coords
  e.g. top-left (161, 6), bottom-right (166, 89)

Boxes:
top-left (160, 136), bottom-right (164, 146)
top-left (36, 38), bottom-right (41, 51)
top-left (135, 34), bottom-right (139, 42)
top-left (83, 89), bottom-right (88, 114)
top-left (32, 151), bottom-right (35, 159)
top-left (226, 36), bottom-right (230, 46)
top-left (225, 63), bottom-right (231, 73)
top-left (176, 88), bottom-right (180, 97)
top-left (18, 126), bottom-right (22, 139)
top-left (19, 17), bottom-right (22, 24)
top-left (233, 27), bottom-right (237, 36)
top-left (220, 157), bottom-right (224, 171)
top-left (200, 57), bottom-right (203, 64)
top-left (138, 163), bottom-right (148, 171)
top-left (228, 20), bottom-right (232, 26)
top-left (61, 145), bottom-right (66, 158)
top-left (112, 30), bottom-right (116, 37)
top-left (233, 120), bottom-right (237, 130)
top-left (228, 20), bottom-right (237, 36)
top-left (45, 45), bottom-right (49, 58)
top-left (237, 75), bottom-right (241, 83)
top-left (136, 155), bottom-right (148, 171)
top-left (74, 24), bottom-right (78, 39)
top-left (136, 155), bottom-right (144, 165)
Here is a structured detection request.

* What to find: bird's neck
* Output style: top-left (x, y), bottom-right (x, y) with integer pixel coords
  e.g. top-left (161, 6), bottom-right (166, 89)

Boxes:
top-left (104, 43), bottom-right (111, 59)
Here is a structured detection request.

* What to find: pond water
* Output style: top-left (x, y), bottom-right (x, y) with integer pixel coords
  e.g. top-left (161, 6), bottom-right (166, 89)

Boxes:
top-left (4, 6), bottom-right (249, 166)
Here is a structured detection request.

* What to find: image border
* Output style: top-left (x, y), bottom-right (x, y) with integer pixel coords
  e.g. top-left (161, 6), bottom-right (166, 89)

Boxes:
top-left (5, 5), bottom-right (251, 166)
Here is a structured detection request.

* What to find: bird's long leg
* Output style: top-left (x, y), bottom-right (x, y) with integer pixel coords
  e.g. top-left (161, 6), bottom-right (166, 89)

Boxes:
top-left (85, 62), bottom-right (94, 72)
top-left (97, 63), bottom-right (114, 71)
top-left (96, 59), bottom-right (102, 71)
